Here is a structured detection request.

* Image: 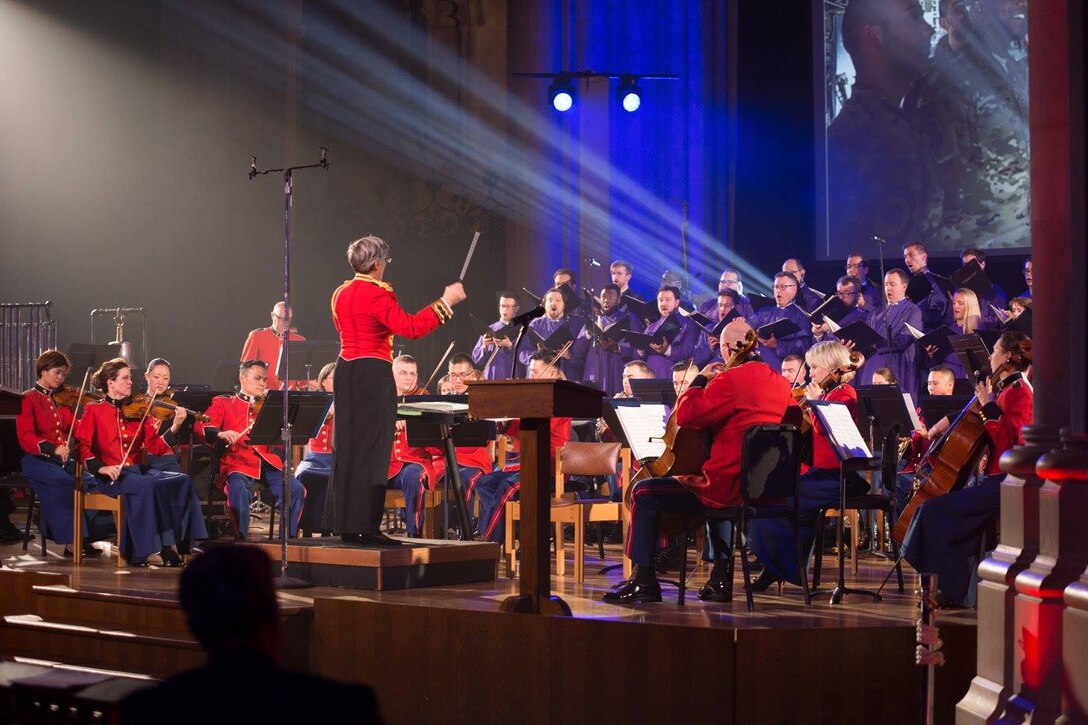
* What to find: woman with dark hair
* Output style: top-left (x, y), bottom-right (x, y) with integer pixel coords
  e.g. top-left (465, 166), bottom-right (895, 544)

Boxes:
top-left (16, 350), bottom-right (101, 556)
top-left (76, 358), bottom-right (207, 566)
top-left (325, 235), bottom-right (466, 546)
top-left (142, 357), bottom-right (186, 473)
top-left (902, 331), bottom-right (1033, 607)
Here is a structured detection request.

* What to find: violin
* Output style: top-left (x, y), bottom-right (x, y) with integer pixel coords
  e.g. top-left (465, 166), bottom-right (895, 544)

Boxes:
top-left (892, 338), bottom-right (1032, 544)
top-left (51, 385), bottom-right (104, 408)
top-left (795, 351), bottom-right (863, 433)
top-left (625, 330), bottom-right (758, 508)
top-left (122, 392), bottom-right (211, 423)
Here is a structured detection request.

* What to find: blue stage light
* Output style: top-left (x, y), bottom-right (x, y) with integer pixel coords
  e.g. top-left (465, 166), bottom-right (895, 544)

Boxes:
top-left (618, 76), bottom-right (641, 112)
top-left (549, 77), bottom-right (575, 112)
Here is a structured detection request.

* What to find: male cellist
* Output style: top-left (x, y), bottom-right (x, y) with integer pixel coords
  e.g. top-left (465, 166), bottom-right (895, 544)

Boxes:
top-left (603, 319), bottom-right (799, 604)
top-left (901, 331), bottom-right (1032, 608)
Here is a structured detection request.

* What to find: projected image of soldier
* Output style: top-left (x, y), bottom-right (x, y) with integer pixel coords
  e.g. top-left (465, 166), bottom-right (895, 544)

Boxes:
top-left (827, 0), bottom-right (941, 251)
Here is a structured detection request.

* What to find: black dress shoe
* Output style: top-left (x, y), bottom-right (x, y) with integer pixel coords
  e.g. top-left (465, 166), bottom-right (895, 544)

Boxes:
top-left (159, 548), bottom-right (183, 568)
top-left (601, 579), bottom-right (662, 604)
top-left (62, 543), bottom-right (103, 559)
top-left (697, 579), bottom-right (733, 602)
top-left (128, 558), bottom-right (150, 568)
top-left (749, 569), bottom-right (781, 593)
top-left (340, 533), bottom-right (406, 548)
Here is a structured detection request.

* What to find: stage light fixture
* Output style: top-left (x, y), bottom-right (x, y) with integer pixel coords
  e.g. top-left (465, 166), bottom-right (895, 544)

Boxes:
top-left (617, 76), bottom-right (641, 112)
top-left (549, 77), bottom-right (575, 112)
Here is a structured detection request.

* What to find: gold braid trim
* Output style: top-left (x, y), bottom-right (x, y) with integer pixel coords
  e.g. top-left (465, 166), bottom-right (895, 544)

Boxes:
top-left (431, 299), bottom-right (454, 324)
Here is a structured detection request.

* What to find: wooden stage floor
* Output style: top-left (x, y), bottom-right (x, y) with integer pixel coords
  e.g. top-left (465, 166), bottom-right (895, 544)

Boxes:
top-left (0, 520), bottom-right (980, 724)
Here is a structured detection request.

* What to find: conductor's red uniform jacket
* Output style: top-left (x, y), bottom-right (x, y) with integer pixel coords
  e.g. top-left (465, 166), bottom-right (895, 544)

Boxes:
top-left (331, 274), bottom-right (452, 362)
top-left (196, 393), bottom-right (282, 479)
top-left (674, 360), bottom-right (798, 508)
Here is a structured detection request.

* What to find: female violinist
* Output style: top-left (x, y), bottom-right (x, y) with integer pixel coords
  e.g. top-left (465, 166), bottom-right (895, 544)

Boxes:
top-left (16, 350), bottom-right (105, 557)
top-left (901, 331), bottom-right (1032, 608)
top-left (748, 340), bottom-right (865, 592)
top-left (75, 358), bottom-right (207, 566)
top-left (142, 358), bottom-right (185, 473)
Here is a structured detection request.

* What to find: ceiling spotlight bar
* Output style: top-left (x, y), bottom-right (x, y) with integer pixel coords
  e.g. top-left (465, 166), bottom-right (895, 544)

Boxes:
top-left (513, 71), bottom-right (678, 113)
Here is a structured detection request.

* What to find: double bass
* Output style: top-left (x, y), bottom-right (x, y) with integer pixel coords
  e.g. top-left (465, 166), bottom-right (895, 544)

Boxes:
top-left (624, 330), bottom-right (757, 508)
top-left (892, 338), bottom-right (1032, 544)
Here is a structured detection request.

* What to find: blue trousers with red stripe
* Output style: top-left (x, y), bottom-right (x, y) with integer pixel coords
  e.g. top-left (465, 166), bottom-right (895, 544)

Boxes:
top-left (296, 452), bottom-right (333, 534)
top-left (226, 462), bottom-right (304, 539)
top-left (476, 470), bottom-right (519, 542)
top-left (388, 463), bottom-right (426, 537)
top-left (624, 477), bottom-right (733, 567)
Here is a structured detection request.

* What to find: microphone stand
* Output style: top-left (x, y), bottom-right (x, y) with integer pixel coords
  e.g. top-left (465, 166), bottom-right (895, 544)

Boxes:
top-left (874, 236), bottom-right (892, 349)
top-left (249, 147), bottom-right (329, 590)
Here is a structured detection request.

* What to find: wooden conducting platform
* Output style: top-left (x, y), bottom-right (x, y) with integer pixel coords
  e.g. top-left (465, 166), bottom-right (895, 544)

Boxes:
top-left (0, 530), bottom-right (979, 725)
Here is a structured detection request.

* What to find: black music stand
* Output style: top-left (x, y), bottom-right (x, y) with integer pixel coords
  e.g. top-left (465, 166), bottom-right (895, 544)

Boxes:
top-left (398, 395), bottom-right (478, 540)
top-left (209, 360), bottom-right (242, 393)
top-left (629, 378), bottom-right (677, 407)
top-left (951, 334), bottom-right (993, 382)
top-left (918, 394), bottom-right (973, 429)
top-left (65, 344), bottom-right (117, 378)
top-left (277, 340), bottom-right (341, 387)
top-left (854, 385), bottom-right (916, 448)
top-left (248, 391), bottom-right (333, 589)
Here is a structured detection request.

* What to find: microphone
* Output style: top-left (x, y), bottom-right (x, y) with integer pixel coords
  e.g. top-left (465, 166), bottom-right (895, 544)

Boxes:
top-left (510, 305), bottom-right (546, 326)
top-left (249, 156), bottom-right (258, 179)
top-left (872, 235), bottom-right (888, 245)
top-left (585, 257), bottom-right (602, 268)
top-left (319, 147), bottom-right (330, 169)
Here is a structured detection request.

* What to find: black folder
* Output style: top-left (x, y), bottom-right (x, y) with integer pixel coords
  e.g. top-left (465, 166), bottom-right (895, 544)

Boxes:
top-left (756, 317), bottom-right (800, 340)
top-left (907, 272), bottom-right (954, 304)
top-left (528, 321), bottom-right (575, 352)
top-left (833, 320), bottom-right (885, 351)
top-left (949, 258), bottom-right (994, 299)
top-left (624, 315), bottom-right (681, 350)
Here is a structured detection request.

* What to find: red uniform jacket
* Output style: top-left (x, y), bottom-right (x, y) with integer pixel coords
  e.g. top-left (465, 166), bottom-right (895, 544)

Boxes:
top-left (76, 399), bottom-right (174, 473)
top-left (388, 425), bottom-right (440, 485)
top-left (307, 413), bottom-right (333, 454)
top-left (331, 274), bottom-right (451, 362)
top-left (811, 384), bottom-right (857, 470)
top-left (196, 394), bottom-right (282, 479)
top-left (16, 387), bottom-right (74, 457)
top-left (982, 374), bottom-right (1032, 475)
top-left (501, 418), bottom-right (572, 476)
top-left (674, 360), bottom-right (798, 508)
top-left (240, 327), bottom-right (306, 390)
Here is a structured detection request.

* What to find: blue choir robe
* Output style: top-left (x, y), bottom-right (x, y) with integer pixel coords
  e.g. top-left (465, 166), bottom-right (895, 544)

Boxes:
top-left (472, 320), bottom-right (523, 379)
top-left (697, 294), bottom-right (756, 321)
top-left (749, 304), bottom-right (814, 373)
top-left (518, 316), bottom-right (583, 381)
top-left (637, 311), bottom-right (699, 379)
top-left (857, 299), bottom-right (924, 398)
top-left (977, 283), bottom-right (1009, 329)
top-left (693, 333), bottom-right (726, 368)
top-left (915, 270), bottom-right (954, 332)
top-left (579, 310), bottom-right (642, 396)
top-left (859, 279), bottom-right (885, 311)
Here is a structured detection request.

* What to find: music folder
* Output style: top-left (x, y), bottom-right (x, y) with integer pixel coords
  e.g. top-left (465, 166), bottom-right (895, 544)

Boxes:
top-left (756, 317), bottom-right (800, 341)
top-left (906, 323), bottom-right (956, 358)
top-left (555, 283), bottom-right (583, 314)
top-left (621, 293), bottom-right (659, 325)
top-left (624, 314), bottom-right (681, 351)
top-left (949, 258), bottom-right (994, 299)
top-left (582, 317), bottom-right (629, 345)
top-left (528, 321), bottom-right (575, 352)
top-left (907, 272), bottom-right (954, 304)
top-left (471, 315), bottom-right (518, 341)
top-left (747, 293), bottom-right (777, 312)
top-left (833, 320), bottom-right (884, 352)
top-left (802, 296), bottom-right (853, 325)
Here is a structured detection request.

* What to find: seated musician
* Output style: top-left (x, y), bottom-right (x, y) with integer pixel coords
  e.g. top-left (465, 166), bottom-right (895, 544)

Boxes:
top-left (474, 351), bottom-right (573, 544)
top-left (890, 365), bottom-right (957, 516)
top-left (472, 292), bottom-right (522, 380)
top-left (747, 340), bottom-right (865, 592)
top-left (619, 361), bottom-right (654, 399)
top-left (76, 358), bottom-right (206, 566)
top-left (637, 286), bottom-right (700, 379)
top-left (671, 360), bottom-right (700, 397)
top-left (17, 350), bottom-right (104, 557)
top-left (393, 354), bottom-right (428, 396)
top-left (196, 360), bottom-right (305, 540)
top-left (143, 358), bottom-right (184, 473)
top-left (435, 356), bottom-right (494, 527)
top-left (240, 301), bottom-right (306, 391)
top-left (604, 319), bottom-right (798, 604)
top-left (781, 354), bottom-right (807, 387)
top-left (870, 367), bottom-right (898, 386)
top-left (901, 331), bottom-right (1033, 608)
top-left (295, 362), bottom-right (336, 535)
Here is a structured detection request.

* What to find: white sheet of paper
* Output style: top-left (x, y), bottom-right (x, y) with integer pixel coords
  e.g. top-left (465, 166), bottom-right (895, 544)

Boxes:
top-left (902, 393), bottom-right (924, 432)
top-left (614, 403), bottom-right (669, 461)
top-left (811, 401), bottom-right (873, 460)
top-left (905, 322), bottom-right (925, 340)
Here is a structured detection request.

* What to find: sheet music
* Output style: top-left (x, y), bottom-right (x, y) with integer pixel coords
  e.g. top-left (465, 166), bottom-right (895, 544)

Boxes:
top-left (905, 322), bottom-right (925, 340)
top-left (397, 401), bottom-right (469, 415)
top-left (613, 403), bottom-right (670, 461)
top-left (902, 393), bottom-right (924, 432)
top-left (810, 401), bottom-right (873, 460)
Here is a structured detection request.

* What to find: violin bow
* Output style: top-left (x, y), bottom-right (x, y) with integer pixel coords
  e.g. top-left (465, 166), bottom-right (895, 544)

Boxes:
top-left (539, 340), bottom-right (574, 379)
top-left (421, 341), bottom-right (456, 394)
top-left (119, 390), bottom-right (160, 467)
top-left (63, 368), bottom-right (94, 450)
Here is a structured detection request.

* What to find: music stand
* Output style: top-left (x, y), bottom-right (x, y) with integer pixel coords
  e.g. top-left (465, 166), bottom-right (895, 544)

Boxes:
top-left (277, 340), bottom-right (341, 386)
top-left (919, 394), bottom-right (973, 429)
top-left (951, 334), bottom-right (993, 382)
top-left (854, 385), bottom-right (916, 448)
top-left (629, 379), bottom-right (677, 407)
top-left (210, 360), bottom-right (241, 393)
top-left (65, 344), bottom-right (117, 378)
top-left (248, 391), bottom-right (333, 589)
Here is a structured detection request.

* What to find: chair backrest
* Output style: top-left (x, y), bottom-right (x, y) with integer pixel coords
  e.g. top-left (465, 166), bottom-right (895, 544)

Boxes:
top-left (555, 442), bottom-right (626, 499)
top-left (740, 424), bottom-right (802, 503)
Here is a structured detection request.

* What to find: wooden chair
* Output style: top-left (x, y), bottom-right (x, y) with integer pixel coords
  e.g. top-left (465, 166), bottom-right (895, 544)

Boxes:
top-left (385, 488), bottom-right (443, 539)
top-left (72, 461), bottom-right (125, 566)
top-left (505, 441), bottom-right (630, 583)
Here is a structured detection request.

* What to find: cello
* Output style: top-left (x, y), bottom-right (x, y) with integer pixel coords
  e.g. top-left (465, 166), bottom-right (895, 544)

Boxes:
top-left (624, 329), bottom-right (757, 508)
top-left (892, 337), bottom-right (1032, 544)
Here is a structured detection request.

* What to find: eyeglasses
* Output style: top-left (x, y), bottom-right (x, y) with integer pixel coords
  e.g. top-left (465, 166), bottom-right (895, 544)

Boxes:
top-left (448, 371), bottom-right (470, 379)
top-left (272, 315), bottom-right (293, 322)
top-left (772, 284), bottom-right (797, 291)
top-left (845, 263), bottom-right (864, 270)
top-left (836, 290), bottom-right (859, 299)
